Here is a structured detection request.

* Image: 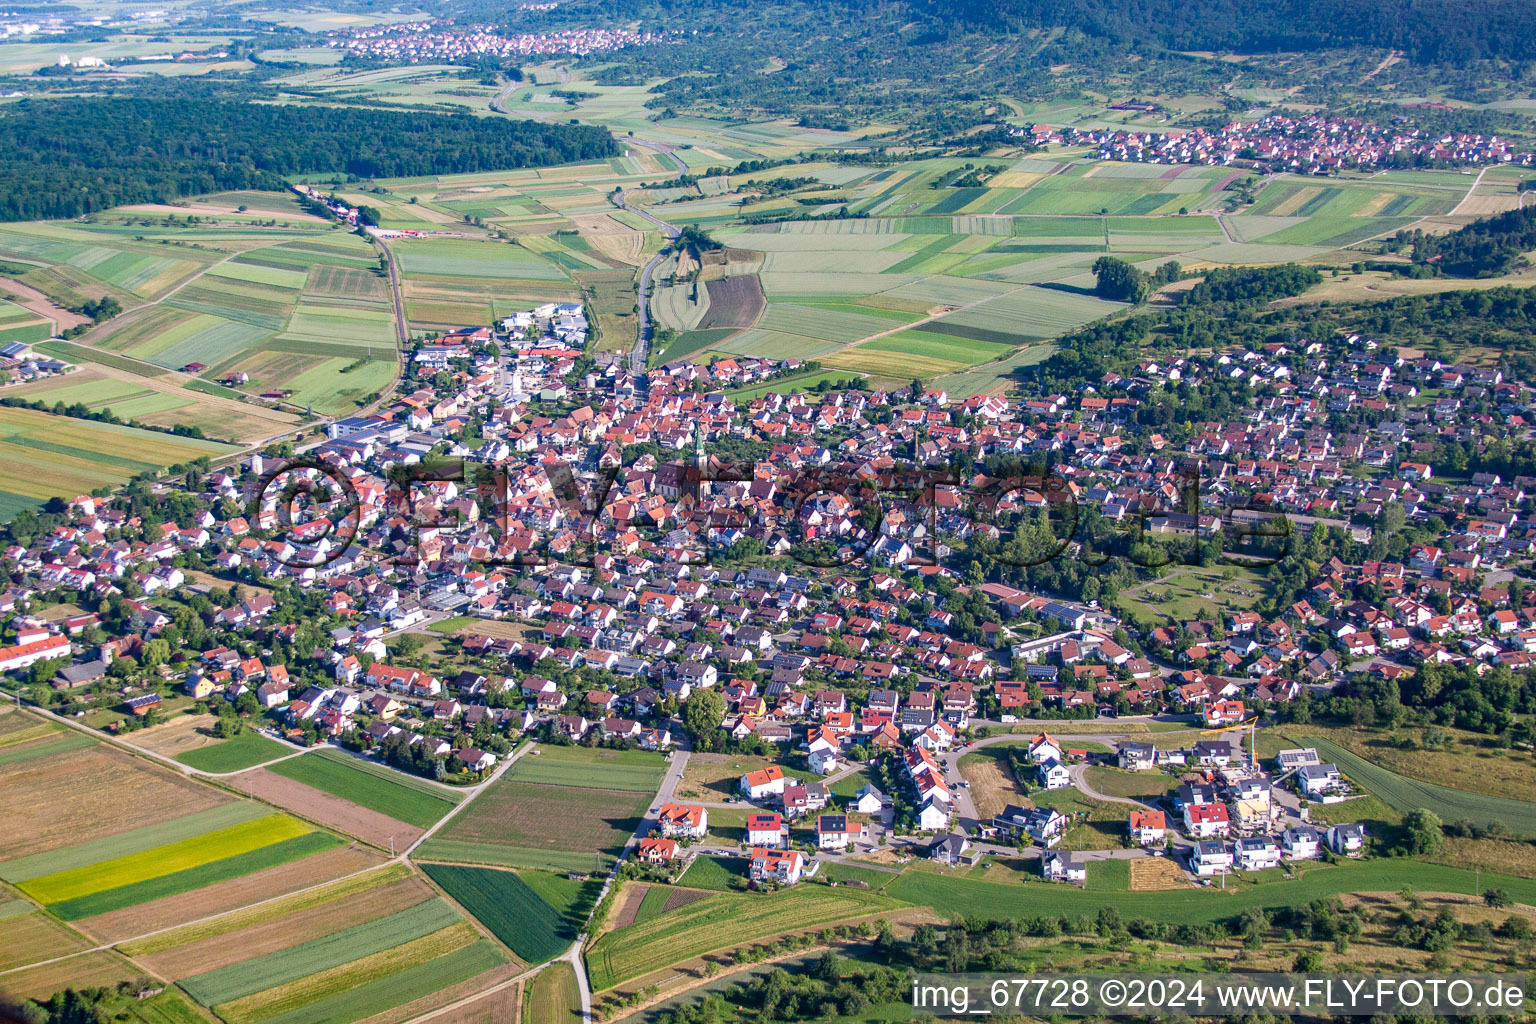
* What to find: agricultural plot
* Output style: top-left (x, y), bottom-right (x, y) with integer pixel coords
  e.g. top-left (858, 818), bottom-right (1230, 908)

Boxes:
top-left (696, 275), bottom-right (765, 330)
top-left (755, 302), bottom-right (911, 345)
top-left (586, 886), bottom-right (904, 990)
top-left (0, 405), bottom-right (236, 519)
top-left (0, 903), bottom-right (93, 972)
top-left (417, 779), bottom-right (649, 873)
top-left (175, 729), bottom-right (293, 773)
top-left (505, 745), bottom-right (667, 792)
top-left (420, 864), bottom-right (597, 964)
top-left (932, 287), bottom-right (1125, 342)
top-left (394, 238), bottom-right (569, 282)
top-left (267, 750), bottom-right (461, 830)
top-left (18, 813), bottom-right (339, 920)
top-left (0, 297), bottom-right (49, 343)
top-left (1302, 737), bottom-right (1536, 836)
top-left (0, 740), bottom-right (235, 866)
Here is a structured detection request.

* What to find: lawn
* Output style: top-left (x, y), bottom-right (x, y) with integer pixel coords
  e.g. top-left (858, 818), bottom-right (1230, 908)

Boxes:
top-left (420, 864), bottom-right (583, 964)
top-left (677, 855), bottom-right (748, 891)
top-left (585, 886), bottom-right (905, 990)
top-left (175, 730), bottom-right (292, 773)
top-left (1082, 766), bottom-right (1179, 799)
top-left (268, 750), bottom-right (461, 830)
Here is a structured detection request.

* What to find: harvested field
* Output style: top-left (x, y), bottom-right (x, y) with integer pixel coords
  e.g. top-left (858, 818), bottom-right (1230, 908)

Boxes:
top-left (0, 744), bottom-right (229, 863)
top-left (696, 275), bottom-right (764, 329)
top-left (137, 875), bottom-right (437, 979)
top-left (238, 768), bottom-right (427, 848)
top-left (427, 978), bottom-right (523, 1024)
top-left (72, 844), bottom-right (386, 944)
top-left (1130, 856), bottom-right (1194, 891)
top-left (957, 751), bottom-right (1027, 820)
top-left (611, 885), bottom-right (648, 930)
top-left (126, 714), bottom-right (224, 759)
top-left (0, 950), bottom-right (141, 1000)
top-left (0, 911), bottom-right (94, 971)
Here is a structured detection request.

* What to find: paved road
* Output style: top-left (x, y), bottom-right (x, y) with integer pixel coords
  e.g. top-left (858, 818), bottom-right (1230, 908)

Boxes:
top-left (613, 189), bottom-right (680, 382)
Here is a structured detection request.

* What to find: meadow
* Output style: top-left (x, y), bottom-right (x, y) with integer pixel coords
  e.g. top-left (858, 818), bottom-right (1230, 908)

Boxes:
top-left (266, 749), bottom-right (461, 830)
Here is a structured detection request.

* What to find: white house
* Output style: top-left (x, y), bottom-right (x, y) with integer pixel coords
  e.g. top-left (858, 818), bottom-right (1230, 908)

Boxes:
top-left (1118, 741), bottom-right (1156, 771)
top-left (746, 812), bottom-right (786, 848)
top-left (1028, 732), bottom-right (1063, 763)
top-left (815, 813), bottom-right (861, 850)
top-left (916, 798), bottom-right (951, 832)
top-left (1297, 763), bottom-right (1343, 798)
top-left (1327, 823), bottom-right (1366, 857)
top-left (851, 783), bottom-right (886, 814)
top-left (657, 803), bottom-right (708, 839)
top-left (1183, 802), bottom-right (1231, 838)
top-left (1191, 840), bottom-right (1234, 877)
top-left (740, 766), bottom-right (789, 799)
top-left (808, 748), bottom-right (841, 775)
top-left (1037, 757), bottom-right (1072, 790)
top-left (1282, 826), bottom-right (1322, 860)
top-left (1042, 849), bottom-right (1086, 884)
top-left (1234, 836), bottom-right (1282, 871)
top-left (749, 847), bottom-right (803, 885)
top-left (1128, 809), bottom-right (1167, 845)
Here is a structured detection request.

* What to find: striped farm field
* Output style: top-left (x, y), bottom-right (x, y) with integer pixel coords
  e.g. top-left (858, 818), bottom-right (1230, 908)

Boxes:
top-left (755, 302), bottom-right (907, 344)
top-left (859, 328), bottom-right (1014, 366)
top-left (822, 348), bottom-right (964, 379)
top-left (181, 898), bottom-right (463, 1005)
top-left (48, 831), bottom-right (344, 921)
top-left (504, 745), bottom-right (667, 793)
top-left (119, 864), bottom-right (416, 959)
top-left (394, 238), bottom-right (568, 281)
top-left (586, 886), bottom-right (904, 990)
top-left (20, 814), bottom-right (312, 905)
top-left (0, 731), bottom-right (95, 767)
top-left (420, 864), bottom-right (588, 964)
top-left (420, 779), bottom-right (649, 873)
top-left (267, 750), bottom-right (460, 829)
top-left (222, 940), bottom-right (508, 1024)
top-left (0, 405), bottom-right (236, 515)
top-left (935, 286), bottom-right (1123, 340)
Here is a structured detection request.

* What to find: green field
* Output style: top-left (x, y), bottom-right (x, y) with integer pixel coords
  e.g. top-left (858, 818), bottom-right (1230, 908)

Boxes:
top-left (676, 856), bottom-right (748, 891)
top-left (418, 778), bottom-right (649, 873)
top-left (420, 864), bottom-right (591, 964)
top-left (504, 746), bottom-right (667, 793)
top-left (268, 750), bottom-right (461, 829)
top-left (1302, 737), bottom-right (1536, 837)
top-left (181, 899), bottom-right (463, 1004)
top-left (0, 732), bottom-right (96, 767)
top-left (0, 404), bottom-right (237, 518)
top-left (175, 729), bottom-right (293, 773)
top-left (586, 886), bottom-right (904, 990)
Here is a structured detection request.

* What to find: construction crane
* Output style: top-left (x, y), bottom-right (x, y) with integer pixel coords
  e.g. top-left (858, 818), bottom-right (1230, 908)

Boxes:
top-left (1201, 716), bottom-right (1260, 770)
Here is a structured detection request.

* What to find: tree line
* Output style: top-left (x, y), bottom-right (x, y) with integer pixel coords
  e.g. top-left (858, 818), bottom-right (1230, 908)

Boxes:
top-left (0, 98), bottom-right (616, 221)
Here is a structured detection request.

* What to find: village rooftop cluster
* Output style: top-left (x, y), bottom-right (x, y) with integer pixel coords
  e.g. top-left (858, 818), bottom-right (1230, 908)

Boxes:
top-left (1020, 113), bottom-right (1534, 170)
top-left (328, 20), bottom-right (671, 61)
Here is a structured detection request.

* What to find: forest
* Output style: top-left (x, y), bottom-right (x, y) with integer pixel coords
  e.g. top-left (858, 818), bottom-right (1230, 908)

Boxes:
top-left (0, 98), bottom-right (616, 221)
top-left (1400, 205), bottom-right (1536, 278)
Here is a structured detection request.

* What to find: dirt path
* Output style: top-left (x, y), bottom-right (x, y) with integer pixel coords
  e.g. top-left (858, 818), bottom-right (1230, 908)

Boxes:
top-left (0, 275), bottom-right (87, 333)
